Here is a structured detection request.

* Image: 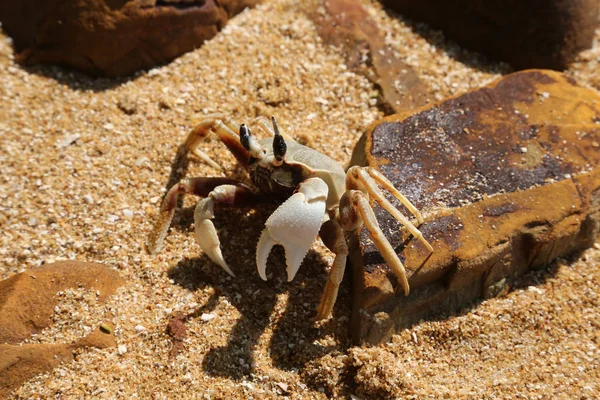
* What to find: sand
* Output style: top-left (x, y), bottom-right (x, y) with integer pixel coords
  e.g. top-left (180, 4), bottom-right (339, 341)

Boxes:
top-left (1, 0), bottom-right (599, 398)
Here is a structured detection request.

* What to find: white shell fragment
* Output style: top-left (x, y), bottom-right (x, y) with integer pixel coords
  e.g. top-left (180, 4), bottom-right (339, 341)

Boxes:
top-left (117, 345), bottom-right (128, 355)
top-left (200, 313), bottom-right (216, 322)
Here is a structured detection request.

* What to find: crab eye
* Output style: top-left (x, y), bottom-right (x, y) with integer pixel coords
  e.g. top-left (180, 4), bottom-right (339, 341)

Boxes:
top-left (271, 116), bottom-right (286, 162)
top-left (239, 124), bottom-right (251, 151)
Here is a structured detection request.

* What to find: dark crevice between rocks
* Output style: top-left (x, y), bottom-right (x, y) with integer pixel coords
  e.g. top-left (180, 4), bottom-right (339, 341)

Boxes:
top-left (150, 0), bottom-right (208, 11)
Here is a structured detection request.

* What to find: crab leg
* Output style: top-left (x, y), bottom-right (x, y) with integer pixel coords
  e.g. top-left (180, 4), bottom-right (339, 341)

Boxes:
top-left (253, 116), bottom-right (293, 140)
top-left (146, 177), bottom-right (256, 255)
top-left (194, 184), bottom-right (262, 276)
top-left (341, 189), bottom-right (411, 296)
top-left (184, 116), bottom-right (251, 170)
top-left (315, 219), bottom-right (348, 320)
top-left (347, 166), bottom-right (433, 253)
top-left (253, 116), bottom-right (275, 137)
top-left (362, 167), bottom-right (424, 224)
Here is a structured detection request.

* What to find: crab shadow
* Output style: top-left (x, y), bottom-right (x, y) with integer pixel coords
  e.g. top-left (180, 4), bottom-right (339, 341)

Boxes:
top-left (166, 205), bottom-right (352, 382)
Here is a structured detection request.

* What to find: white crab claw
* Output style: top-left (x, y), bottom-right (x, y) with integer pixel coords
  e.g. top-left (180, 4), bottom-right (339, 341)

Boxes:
top-left (194, 196), bottom-right (235, 277)
top-left (257, 178), bottom-right (328, 282)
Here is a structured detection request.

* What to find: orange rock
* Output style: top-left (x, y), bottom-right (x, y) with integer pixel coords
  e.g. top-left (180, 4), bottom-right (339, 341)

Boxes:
top-left (0, 260), bottom-right (124, 344)
top-left (0, 343), bottom-right (73, 397)
top-left (0, 261), bottom-right (122, 396)
top-left (0, 324), bottom-right (117, 397)
top-left (350, 70), bottom-right (600, 344)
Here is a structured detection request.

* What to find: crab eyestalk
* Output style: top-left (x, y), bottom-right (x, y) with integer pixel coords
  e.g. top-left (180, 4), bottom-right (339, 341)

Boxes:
top-left (239, 124), bottom-right (265, 159)
top-left (271, 116), bottom-right (287, 165)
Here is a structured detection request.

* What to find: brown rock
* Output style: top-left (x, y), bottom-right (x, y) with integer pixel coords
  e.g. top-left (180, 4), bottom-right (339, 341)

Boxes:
top-left (0, 261), bottom-right (122, 396)
top-left (0, 260), bottom-right (124, 344)
top-left (0, 324), bottom-right (116, 397)
top-left (0, 343), bottom-right (73, 397)
top-left (310, 0), bottom-right (432, 113)
top-left (381, 0), bottom-right (599, 70)
top-left (0, 0), bottom-right (260, 77)
top-left (166, 313), bottom-right (188, 359)
top-left (349, 70), bottom-right (600, 344)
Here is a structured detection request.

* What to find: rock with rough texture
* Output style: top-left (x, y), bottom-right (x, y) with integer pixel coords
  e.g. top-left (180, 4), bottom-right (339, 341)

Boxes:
top-left (0, 261), bottom-right (123, 396)
top-left (0, 324), bottom-right (117, 397)
top-left (381, 0), bottom-right (599, 70)
top-left (0, 260), bottom-right (124, 344)
top-left (349, 70), bottom-right (600, 344)
top-left (0, 0), bottom-right (260, 77)
top-left (311, 0), bottom-right (432, 113)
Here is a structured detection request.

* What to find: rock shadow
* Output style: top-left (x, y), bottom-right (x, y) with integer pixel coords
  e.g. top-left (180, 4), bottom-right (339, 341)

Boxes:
top-left (19, 63), bottom-right (139, 92)
top-left (397, 247), bottom-right (574, 332)
top-left (380, 5), bottom-right (513, 75)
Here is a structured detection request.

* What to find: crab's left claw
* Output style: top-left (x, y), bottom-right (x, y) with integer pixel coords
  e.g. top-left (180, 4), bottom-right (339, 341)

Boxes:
top-left (257, 178), bottom-right (328, 282)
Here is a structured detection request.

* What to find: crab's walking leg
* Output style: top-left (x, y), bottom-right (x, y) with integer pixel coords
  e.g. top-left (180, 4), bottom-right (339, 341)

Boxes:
top-left (315, 219), bottom-right (348, 320)
top-left (146, 177), bottom-right (255, 255)
top-left (184, 116), bottom-right (251, 170)
top-left (194, 184), bottom-right (262, 276)
top-left (347, 166), bottom-right (433, 253)
top-left (340, 190), bottom-right (411, 296)
top-left (362, 167), bottom-right (424, 224)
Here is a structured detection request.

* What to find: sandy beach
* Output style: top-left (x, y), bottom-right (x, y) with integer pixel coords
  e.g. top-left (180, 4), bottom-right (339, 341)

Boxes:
top-left (1, 0), bottom-right (599, 398)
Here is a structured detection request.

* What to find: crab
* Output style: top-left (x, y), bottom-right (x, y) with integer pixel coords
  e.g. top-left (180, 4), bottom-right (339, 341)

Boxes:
top-left (146, 115), bottom-right (433, 320)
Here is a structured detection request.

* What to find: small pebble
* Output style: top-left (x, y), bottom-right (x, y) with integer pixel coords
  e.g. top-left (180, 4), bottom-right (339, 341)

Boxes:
top-left (99, 323), bottom-right (112, 334)
top-left (122, 209), bottom-right (134, 220)
top-left (135, 156), bottom-right (149, 166)
top-left (117, 345), bottom-right (127, 355)
top-left (528, 286), bottom-right (543, 294)
top-left (200, 313), bottom-right (216, 322)
top-left (276, 382), bottom-right (289, 392)
top-left (55, 134), bottom-right (80, 149)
